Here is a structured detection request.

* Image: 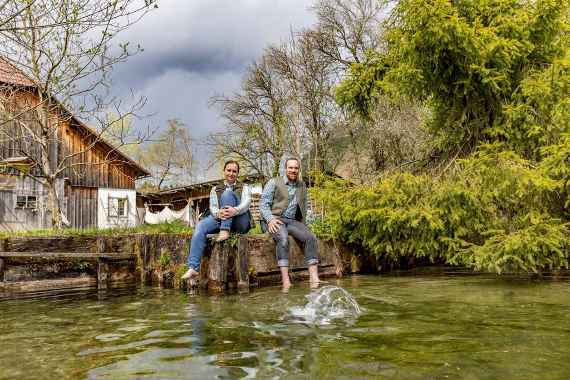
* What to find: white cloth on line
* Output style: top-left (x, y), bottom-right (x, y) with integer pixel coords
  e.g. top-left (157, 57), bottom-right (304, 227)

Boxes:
top-left (144, 203), bottom-right (194, 226)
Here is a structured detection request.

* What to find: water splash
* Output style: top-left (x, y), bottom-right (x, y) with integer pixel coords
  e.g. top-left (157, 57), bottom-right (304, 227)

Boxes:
top-left (287, 286), bottom-right (362, 325)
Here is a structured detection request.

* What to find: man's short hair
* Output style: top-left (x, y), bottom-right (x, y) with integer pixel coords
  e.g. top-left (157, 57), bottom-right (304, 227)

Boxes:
top-left (285, 157), bottom-right (300, 168)
top-left (223, 160), bottom-right (240, 172)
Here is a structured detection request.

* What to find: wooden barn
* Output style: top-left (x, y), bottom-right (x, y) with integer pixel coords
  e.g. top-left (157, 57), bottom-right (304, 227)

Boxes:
top-left (0, 58), bottom-right (150, 231)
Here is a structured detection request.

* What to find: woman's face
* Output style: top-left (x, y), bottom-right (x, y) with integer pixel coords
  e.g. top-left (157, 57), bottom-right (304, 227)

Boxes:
top-left (224, 163), bottom-right (239, 184)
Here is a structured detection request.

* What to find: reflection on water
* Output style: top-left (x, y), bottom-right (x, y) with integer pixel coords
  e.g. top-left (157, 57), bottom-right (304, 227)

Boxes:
top-left (2, 274), bottom-right (570, 379)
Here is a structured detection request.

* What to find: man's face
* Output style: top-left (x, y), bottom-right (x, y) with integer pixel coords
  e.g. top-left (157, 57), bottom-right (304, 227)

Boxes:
top-left (285, 159), bottom-right (299, 182)
top-left (224, 163), bottom-right (239, 184)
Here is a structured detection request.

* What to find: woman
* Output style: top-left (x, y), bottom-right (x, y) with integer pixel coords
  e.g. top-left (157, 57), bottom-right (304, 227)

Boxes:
top-left (181, 160), bottom-right (252, 280)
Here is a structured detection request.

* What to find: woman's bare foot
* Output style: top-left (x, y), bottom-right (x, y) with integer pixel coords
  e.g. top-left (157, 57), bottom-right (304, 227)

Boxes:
top-left (181, 268), bottom-right (199, 280)
top-left (215, 230), bottom-right (230, 242)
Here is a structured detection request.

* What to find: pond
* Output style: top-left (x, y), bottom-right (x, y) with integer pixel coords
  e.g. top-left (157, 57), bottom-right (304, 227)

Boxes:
top-left (2, 272), bottom-right (570, 379)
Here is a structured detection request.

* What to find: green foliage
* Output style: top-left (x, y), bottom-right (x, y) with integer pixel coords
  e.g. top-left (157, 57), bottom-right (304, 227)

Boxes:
top-left (541, 133), bottom-right (570, 210)
top-left (158, 251), bottom-right (171, 271)
top-left (308, 216), bottom-right (336, 241)
top-left (312, 147), bottom-right (570, 274)
top-left (247, 223), bottom-right (263, 235)
top-left (336, 0), bottom-right (570, 158)
top-left (174, 264), bottom-right (189, 287)
top-left (0, 221), bottom-right (194, 239)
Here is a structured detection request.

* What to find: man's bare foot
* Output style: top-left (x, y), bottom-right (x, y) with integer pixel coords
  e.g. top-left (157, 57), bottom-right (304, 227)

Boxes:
top-left (280, 266), bottom-right (291, 291)
top-left (215, 230), bottom-right (230, 242)
top-left (181, 268), bottom-right (199, 280)
top-left (282, 281), bottom-right (292, 293)
top-left (308, 264), bottom-right (320, 287)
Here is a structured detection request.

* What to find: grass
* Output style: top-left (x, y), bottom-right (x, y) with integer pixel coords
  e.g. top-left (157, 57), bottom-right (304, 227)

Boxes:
top-left (0, 220), bottom-right (194, 239)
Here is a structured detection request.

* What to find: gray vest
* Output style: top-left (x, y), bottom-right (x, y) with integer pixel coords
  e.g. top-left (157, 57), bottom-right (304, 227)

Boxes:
top-left (270, 177), bottom-right (306, 222)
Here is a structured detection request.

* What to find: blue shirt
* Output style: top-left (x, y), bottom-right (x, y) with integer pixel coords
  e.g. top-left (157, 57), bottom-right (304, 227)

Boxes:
top-left (259, 176), bottom-right (306, 222)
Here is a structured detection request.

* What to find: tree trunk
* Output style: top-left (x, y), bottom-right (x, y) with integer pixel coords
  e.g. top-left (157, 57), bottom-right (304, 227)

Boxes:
top-left (46, 177), bottom-right (62, 229)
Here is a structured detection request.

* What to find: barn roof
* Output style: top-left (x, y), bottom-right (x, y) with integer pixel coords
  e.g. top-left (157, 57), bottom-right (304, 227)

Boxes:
top-left (0, 57), bottom-right (150, 178)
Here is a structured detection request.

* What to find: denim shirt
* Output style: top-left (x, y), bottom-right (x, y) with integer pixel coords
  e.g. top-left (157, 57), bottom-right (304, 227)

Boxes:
top-left (259, 176), bottom-right (307, 222)
top-left (209, 182), bottom-right (251, 217)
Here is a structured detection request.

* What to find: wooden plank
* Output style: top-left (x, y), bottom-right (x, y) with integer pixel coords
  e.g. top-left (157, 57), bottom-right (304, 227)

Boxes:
top-left (235, 237), bottom-right (249, 290)
top-left (207, 244), bottom-right (230, 292)
top-left (0, 252), bottom-right (135, 260)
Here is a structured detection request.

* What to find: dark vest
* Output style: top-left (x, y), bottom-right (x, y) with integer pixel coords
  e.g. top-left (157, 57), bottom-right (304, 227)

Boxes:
top-left (270, 177), bottom-right (306, 222)
top-left (214, 181), bottom-right (255, 228)
top-left (214, 181), bottom-right (244, 204)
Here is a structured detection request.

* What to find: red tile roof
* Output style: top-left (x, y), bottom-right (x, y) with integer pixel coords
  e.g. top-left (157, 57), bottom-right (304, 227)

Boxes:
top-left (0, 58), bottom-right (35, 87)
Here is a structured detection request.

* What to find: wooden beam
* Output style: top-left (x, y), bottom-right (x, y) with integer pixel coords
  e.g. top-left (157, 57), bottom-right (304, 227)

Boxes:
top-left (0, 252), bottom-right (135, 260)
top-left (235, 237), bottom-right (249, 290)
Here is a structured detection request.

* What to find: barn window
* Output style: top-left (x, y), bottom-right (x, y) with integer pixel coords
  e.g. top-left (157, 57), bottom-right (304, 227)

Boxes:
top-left (108, 196), bottom-right (128, 218)
top-left (15, 195), bottom-right (37, 209)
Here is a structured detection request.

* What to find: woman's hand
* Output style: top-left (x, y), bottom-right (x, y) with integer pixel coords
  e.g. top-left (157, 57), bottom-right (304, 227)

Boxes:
top-left (219, 207), bottom-right (237, 220)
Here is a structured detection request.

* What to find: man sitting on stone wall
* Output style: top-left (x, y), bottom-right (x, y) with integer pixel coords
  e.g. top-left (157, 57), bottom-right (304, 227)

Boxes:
top-left (181, 160), bottom-right (253, 280)
top-left (259, 156), bottom-right (320, 290)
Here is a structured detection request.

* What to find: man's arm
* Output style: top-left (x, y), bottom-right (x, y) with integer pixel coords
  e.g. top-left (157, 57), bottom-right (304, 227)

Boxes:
top-left (234, 184), bottom-right (251, 215)
top-left (209, 187), bottom-right (220, 218)
top-left (259, 179), bottom-right (276, 222)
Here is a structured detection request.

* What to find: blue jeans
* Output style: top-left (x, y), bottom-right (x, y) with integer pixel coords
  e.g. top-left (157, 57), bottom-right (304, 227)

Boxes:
top-left (187, 189), bottom-right (250, 271)
top-left (270, 217), bottom-right (318, 267)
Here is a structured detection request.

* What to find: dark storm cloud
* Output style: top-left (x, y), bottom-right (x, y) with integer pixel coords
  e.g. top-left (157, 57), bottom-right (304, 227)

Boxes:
top-left (106, 0), bottom-right (316, 180)
top-left (112, 0), bottom-right (316, 88)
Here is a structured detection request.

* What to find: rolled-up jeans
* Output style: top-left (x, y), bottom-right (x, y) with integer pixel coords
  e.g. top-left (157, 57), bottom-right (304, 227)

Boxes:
top-left (186, 189), bottom-right (250, 271)
top-left (270, 217), bottom-right (318, 267)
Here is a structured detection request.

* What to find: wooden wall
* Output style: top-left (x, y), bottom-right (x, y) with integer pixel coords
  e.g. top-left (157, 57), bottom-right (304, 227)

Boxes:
top-left (0, 175), bottom-right (50, 231)
top-left (59, 123), bottom-right (138, 189)
top-left (66, 186), bottom-right (97, 229)
top-left (0, 87), bottom-right (140, 189)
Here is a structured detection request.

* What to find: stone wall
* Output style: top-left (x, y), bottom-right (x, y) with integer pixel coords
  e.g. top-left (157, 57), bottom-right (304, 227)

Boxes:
top-left (0, 234), bottom-right (365, 293)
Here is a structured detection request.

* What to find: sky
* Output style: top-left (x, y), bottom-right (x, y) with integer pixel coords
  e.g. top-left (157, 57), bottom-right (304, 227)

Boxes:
top-left (108, 0), bottom-right (317, 181)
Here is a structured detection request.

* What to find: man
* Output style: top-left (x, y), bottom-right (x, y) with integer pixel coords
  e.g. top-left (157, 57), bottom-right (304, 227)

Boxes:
top-left (259, 157), bottom-right (320, 289)
top-left (181, 160), bottom-right (252, 280)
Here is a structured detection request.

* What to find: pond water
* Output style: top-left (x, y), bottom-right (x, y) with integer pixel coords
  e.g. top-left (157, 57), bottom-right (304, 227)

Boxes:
top-left (2, 273), bottom-right (570, 379)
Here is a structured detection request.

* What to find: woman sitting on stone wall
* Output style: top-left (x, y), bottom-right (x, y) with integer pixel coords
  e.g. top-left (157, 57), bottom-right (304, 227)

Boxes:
top-left (181, 160), bottom-right (253, 280)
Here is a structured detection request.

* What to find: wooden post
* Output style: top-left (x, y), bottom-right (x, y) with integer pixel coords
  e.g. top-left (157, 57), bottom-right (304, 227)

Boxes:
top-left (96, 237), bottom-right (106, 254)
top-left (207, 242), bottom-right (229, 292)
top-left (0, 238), bottom-right (5, 282)
top-left (97, 258), bottom-right (110, 289)
top-left (235, 237), bottom-right (249, 290)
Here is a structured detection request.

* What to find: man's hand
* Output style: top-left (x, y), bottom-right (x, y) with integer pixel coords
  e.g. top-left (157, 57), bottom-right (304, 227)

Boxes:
top-left (268, 218), bottom-right (283, 233)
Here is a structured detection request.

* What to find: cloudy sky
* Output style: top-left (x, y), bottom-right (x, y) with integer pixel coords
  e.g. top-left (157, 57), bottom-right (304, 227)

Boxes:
top-left (108, 0), bottom-right (317, 181)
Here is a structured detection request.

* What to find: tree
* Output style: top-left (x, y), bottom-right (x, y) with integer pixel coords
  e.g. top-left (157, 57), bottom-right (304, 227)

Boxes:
top-left (310, 0), bottom-right (385, 68)
top-left (209, 52), bottom-right (293, 177)
top-left (138, 119), bottom-right (194, 191)
top-left (336, 0), bottom-right (570, 161)
top-left (268, 31), bottom-right (345, 173)
top-left (0, 0), bottom-right (156, 228)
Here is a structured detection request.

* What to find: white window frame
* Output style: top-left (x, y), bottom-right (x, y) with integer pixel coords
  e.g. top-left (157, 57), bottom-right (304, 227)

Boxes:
top-left (15, 195), bottom-right (37, 209)
top-left (108, 196), bottom-right (128, 219)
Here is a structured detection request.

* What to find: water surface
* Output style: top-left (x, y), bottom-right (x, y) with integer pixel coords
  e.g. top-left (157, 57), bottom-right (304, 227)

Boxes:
top-left (2, 273), bottom-right (570, 379)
